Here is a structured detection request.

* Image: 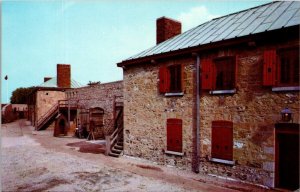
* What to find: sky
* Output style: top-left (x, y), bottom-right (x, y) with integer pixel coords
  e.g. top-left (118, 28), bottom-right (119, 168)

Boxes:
top-left (1, 0), bottom-right (270, 103)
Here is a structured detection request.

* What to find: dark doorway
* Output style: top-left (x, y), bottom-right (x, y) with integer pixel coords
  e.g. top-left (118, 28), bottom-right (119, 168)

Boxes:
top-left (59, 119), bottom-right (66, 134)
top-left (275, 123), bottom-right (299, 190)
top-left (19, 111), bottom-right (24, 119)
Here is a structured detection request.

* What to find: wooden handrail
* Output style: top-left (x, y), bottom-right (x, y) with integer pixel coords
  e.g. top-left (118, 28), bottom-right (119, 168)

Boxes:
top-left (37, 103), bottom-right (58, 125)
top-left (36, 103), bottom-right (59, 130)
top-left (105, 95), bottom-right (124, 156)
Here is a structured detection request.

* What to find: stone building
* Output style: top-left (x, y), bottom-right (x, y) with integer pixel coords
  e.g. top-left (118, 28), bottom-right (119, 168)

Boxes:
top-left (28, 64), bottom-right (81, 130)
top-left (65, 80), bottom-right (123, 139)
top-left (117, 2), bottom-right (299, 190)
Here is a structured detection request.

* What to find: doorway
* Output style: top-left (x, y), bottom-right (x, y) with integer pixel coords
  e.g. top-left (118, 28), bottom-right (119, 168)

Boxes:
top-left (59, 119), bottom-right (66, 134)
top-left (275, 123), bottom-right (299, 190)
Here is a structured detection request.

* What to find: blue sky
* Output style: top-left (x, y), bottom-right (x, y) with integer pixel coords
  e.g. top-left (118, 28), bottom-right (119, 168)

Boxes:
top-left (1, 0), bottom-right (270, 103)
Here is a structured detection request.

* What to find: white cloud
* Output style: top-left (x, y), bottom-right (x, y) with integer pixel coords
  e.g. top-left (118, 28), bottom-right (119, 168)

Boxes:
top-left (177, 6), bottom-right (220, 31)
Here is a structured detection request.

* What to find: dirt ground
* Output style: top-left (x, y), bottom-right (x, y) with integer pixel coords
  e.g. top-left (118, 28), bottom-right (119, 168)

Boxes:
top-left (1, 120), bottom-right (274, 192)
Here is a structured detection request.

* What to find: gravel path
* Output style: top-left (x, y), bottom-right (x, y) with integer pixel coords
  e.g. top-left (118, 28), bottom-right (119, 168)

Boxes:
top-left (1, 120), bottom-right (271, 192)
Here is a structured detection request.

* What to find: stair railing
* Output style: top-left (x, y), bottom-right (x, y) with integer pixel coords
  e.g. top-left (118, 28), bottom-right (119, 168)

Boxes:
top-left (105, 109), bottom-right (123, 156)
top-left (36, 103), bottom-right (59, 130)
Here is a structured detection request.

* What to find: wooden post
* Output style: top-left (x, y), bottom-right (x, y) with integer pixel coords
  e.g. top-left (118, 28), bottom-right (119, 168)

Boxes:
top-left (105, 135), bottom-right (111, 156)
top-left (68, 100), bottom-right (70, 130)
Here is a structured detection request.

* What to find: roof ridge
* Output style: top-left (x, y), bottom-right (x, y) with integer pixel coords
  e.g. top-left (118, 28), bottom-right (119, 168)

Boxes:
top-left (211, 1), bottom-right (277, 21)
top-left (118, 1), bottom-right (299, 65)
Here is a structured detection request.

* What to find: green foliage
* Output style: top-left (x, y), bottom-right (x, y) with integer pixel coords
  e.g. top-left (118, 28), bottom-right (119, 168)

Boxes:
top-left (10, 87), bottom-right (36, 104)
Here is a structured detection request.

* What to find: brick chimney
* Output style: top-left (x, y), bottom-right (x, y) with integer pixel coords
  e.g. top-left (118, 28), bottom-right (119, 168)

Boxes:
top-left (44, 77), bottom-right (52, 82)
top-left (57, 64), bottom-right (71, 88)
top-left (156, 17), bottom-right (181, 44)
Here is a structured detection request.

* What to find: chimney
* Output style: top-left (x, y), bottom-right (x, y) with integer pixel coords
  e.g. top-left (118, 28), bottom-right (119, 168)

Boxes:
top-left (44, 77), bottom-right (52, 82)
top-left (156, 17), bottom-right (181, 44)
top-left (57, 64), bottom-right (71, 88)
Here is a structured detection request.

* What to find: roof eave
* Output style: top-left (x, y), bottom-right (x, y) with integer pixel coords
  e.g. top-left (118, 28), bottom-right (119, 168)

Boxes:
top-left (117, 35), bottom-right (252, 67)
top-left (117, 25), bottom-right (300, 67)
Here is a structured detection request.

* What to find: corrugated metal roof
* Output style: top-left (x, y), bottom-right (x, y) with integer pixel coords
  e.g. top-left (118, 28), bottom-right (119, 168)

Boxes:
top-left (122, 1), bottom-right (300, 63)
top-left (38, 77), bottom-right (82, 88)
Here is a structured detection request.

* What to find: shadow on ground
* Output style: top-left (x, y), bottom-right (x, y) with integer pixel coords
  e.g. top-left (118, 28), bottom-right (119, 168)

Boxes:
top-left (66, 141), bottom-right (106, 154)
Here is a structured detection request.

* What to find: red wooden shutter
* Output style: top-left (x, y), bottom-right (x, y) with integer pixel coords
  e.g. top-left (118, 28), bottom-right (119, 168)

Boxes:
top-left (263, 50), bottom-right (277, 86)
top-left (201, 58), bottom-right (213, 90)
top-left (159, 66), bottom-right (170, 93)
top-left (167, 118), bottom-right (182, 152)
top-left (211, 121), bottom-right (233, 160)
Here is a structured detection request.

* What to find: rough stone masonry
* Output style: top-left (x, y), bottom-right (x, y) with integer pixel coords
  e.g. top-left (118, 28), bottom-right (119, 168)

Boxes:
top-left (122, 38), bottom-right (299, 187)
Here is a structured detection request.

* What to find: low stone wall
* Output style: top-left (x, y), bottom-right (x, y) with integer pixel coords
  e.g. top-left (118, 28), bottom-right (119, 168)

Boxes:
top-left (66, 81), bottom-right (123, 138)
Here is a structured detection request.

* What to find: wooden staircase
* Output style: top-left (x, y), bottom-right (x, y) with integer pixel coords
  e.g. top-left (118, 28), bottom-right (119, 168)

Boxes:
top-left (36, 100), bottom-right (78, 131)
top-left (105, 96), bottom-right (124, 157)
top-left (36, 103), bottom-right (59, 130)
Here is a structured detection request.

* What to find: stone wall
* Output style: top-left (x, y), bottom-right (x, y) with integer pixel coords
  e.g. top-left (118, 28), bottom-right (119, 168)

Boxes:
top-left (122, 39), bottom-right (299, 187)
top-left (123, 58), bottom-right (195, 168)
top-left (36, 90), bottom-right (65, 123)
top-left (199, 42), bottom-right (299, 187)
top-left (66, 81), bottom-right (123, 137)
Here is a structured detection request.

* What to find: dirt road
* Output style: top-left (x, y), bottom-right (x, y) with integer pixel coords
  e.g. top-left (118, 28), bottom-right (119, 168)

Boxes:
top-left (1, 120), bottom-right (270, 191)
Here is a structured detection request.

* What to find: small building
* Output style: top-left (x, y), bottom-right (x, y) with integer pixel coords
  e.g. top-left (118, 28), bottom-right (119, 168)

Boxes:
top-left (28, 64), bottom-right (82, 131)
top-left (117, 1), bottom-right (299, 190)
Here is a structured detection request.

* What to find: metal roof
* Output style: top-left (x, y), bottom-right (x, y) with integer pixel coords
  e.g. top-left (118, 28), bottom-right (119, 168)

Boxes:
top-left (38, 77), bottom-right (82, 88)
top-left (122, 1), bottom-right (300, 63)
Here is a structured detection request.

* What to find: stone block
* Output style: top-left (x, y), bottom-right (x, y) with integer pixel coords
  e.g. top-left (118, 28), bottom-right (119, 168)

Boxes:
top-left (263, 162), bottom-right (274, 172)
top-left (263, 146), bottom-right (274, 155)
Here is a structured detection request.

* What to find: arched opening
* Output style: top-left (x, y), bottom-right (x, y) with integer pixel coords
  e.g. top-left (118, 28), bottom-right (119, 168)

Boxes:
top-left (54, 114), bottom-right (69, 137)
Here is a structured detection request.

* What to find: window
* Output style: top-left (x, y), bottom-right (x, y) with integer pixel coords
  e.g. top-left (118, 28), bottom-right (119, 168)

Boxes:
top-left (166, 118), bottom-right (182, 153)
top-left (169, 65), bottom-right (182, 93)
top-left (263, 48), bottom-right (299, 88)
top-left (279, 48), bottom-right (299, 86)
top-left (201, 56), bottom-right (236, 91)
top-left (215, 57), bottom-right (235, 90)
top-left (211, 121), bottom-right (233, 161)
top-left (159, 65), bottom-right (184, 95)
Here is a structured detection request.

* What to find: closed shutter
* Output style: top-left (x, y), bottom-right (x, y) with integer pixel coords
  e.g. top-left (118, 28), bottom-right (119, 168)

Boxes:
top-left (159, 66), bottom-right (170, 93)
top-left (167, 118), bottom-right (182, 152)
top-left (263, 50), bottom-right (277, 86)
top-left (211, 121), bottom-right (233, 160)
top-left (201, 58), bottom-right (214, 90)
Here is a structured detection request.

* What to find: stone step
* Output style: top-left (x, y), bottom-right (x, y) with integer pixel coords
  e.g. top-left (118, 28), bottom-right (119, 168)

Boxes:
top-left (115, 144), bottom-right (123, 150)
top-left (117, 141), bottom-right (123, 145)
top-left (111, 148), bottom-right (122, 154)
top-left (109, 152), bottom-right (120, 158)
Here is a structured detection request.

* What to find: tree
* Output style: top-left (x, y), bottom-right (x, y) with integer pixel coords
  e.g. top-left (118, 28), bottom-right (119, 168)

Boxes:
top-left (10, 87), bottom-right (36, 104)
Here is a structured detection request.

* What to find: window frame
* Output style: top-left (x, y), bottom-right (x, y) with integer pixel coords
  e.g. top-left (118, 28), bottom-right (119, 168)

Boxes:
top-left (277, 47), bottom-right (299, 87)
top-left (168, 64), bottom-right (182, 93)
top-left (213, 56), bottom-right (236, 91)
top-left (201, 56), bottom-right (237, 95)
top-left (263, 47), bottom-right (300, 92)
top-left (159, 64), bottom-right (184, 96)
